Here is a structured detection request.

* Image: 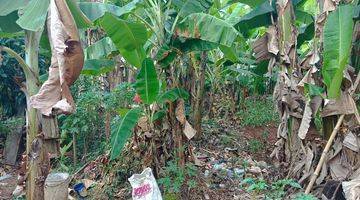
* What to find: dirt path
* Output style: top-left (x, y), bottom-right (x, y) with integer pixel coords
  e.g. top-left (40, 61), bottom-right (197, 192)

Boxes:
top-left (187, 119), bottom-right (281, 200)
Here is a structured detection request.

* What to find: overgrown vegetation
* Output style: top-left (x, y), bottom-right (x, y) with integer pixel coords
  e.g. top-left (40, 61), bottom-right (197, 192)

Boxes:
top-left (1, 0), bottom-right (360, 199)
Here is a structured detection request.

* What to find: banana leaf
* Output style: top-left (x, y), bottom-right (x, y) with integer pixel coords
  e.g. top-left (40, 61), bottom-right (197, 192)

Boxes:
top-left (177, 13), bottom-right (238, 47)
top-left (16, 0), bottom-right (50, 31)
top-left (65, 0), bottom-right (92, 29)
top-left (84, 37), bottom-right (118, 60)
top-left (0, 0), bottom-right (27, 16)
top-left (172, 0), bottom-right (212, 18)
top-left (157, 88), bottom-right (189, 104)
top-left (81, 59), bottom-right (115, 76)
top-left (0, 11), bottom-right (22, 33)
top-left (110, 108), bottom-right (142, 160)
top-left (135, 58), bottom-right (160, 104)
top-left (322, 4), bottom-right (354, 99)
top-left (99, 13), bottom-right (148, 51)
top-left (79, 0), bottom-right (141, 22)
top-left (234, 1), bottom-right (274, 36)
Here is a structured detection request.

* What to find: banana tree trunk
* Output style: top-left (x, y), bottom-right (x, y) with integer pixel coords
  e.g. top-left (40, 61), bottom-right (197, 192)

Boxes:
top-left (25, 30), bottom-right (49, 200)
top-left (193, 52), bottom-right (207, 138)
top-left (275, 0), bottom-right (301, 162)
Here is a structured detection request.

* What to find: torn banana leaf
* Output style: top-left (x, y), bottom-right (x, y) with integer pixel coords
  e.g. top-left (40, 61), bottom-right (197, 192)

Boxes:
top-left (30, 0), bottom-right (84, 116)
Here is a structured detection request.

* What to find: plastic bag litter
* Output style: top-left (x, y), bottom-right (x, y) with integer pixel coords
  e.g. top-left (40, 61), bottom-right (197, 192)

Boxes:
top-left (128, 168), bottom-right (162, 200)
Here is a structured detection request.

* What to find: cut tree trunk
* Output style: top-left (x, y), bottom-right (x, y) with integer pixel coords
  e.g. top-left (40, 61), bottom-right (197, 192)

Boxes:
top-left (3, 122), bottom-right (23, 165)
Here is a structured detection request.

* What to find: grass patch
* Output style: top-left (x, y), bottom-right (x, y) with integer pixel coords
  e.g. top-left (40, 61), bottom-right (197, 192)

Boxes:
top-left (237, 97), bottom-right (279, 127)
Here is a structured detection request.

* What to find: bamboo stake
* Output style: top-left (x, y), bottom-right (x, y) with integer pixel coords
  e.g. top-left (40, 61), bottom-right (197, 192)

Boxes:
top-left (305, 71), bottom-right (360, 194)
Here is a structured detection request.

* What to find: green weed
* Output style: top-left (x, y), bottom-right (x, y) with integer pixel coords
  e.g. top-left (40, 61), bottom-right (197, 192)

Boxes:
top-left (241, 178), bottom-right (302, 199)
top-left (237, 97), bottom-right (279, 127)
top-left (248, 139), bottom-right (263, 153)
top-left (158, 159), bottom-right (198, 195)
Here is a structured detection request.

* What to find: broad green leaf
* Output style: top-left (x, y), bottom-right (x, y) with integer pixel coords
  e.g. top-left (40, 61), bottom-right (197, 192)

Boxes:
top-left (296, 0), bottom-right (318, 16)
top-left (157, 88), bottom-right (190, 104)
top-left (225, 2), bottom-right (252, 25)
top-left (0, 0), bottom-right (27, 16)
top-left (152, 110), bottom-right (166, 122)
top-left (119, 47), bottom-right (146, 68)
top-left (85, 37), bottom-right (117, 60)
top-left (173, 39), bottom-right (218, 52)
top-left (0, 11), bottom-right (22, 33)
top-left (296, 10), bottom-right (315, 47)
top-left (173, 0), bottom-right (212, 18)
top-left (155, 45), bottom-right (177, 68)
top-left (227, 0), bottom-right (265, 8)
top-left (220, 45), bottom-right (239, 63)
top-left (81, 59), bottom-right (115, 76)
top-left (16, 0), bottom-right (50, 31)
top-left (65, 0), bottom-right (92, 28)
top-left (234, 1), bottom-right (274, 36)
top-left (322, 5), bottom-right (354, 99)
top-left (79, 0), bottom-right (140, 21)
top-left (99, 13), bottom-right (148, 51)
top-left (177, 13), bottom-right (238, 47)
top-left (297, 22), bottom-right (314, 47)
top-left (110, 108), bottom-right (142, 160)
top-left (135, 58), bottom-right (159, 104)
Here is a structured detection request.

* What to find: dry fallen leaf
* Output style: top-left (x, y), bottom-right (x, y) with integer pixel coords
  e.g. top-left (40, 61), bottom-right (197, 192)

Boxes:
top-left (184, 121), bottom-right (196, 140)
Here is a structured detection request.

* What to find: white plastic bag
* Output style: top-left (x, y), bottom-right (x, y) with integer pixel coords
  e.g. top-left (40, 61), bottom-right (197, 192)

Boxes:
top-left (128, 168), bottom-right (162, 200)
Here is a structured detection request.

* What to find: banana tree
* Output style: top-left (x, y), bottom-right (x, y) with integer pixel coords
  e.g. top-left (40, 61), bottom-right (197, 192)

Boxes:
top-left (1, 0), bottom-right (86, 199)
top-left (0, 0), bottom-right (50, 198)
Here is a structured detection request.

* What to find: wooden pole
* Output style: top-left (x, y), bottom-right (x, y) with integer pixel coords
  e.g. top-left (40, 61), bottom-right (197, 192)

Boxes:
top-left (305, 71), bottom-right (360, 194)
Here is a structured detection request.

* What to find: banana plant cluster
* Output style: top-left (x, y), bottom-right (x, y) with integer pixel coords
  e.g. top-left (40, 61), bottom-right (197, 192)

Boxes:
top-left (110, 58), bottom-right (189, 160)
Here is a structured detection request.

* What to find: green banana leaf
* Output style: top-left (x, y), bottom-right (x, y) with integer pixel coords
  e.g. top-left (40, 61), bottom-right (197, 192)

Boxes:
top-left (173, 38), bottom-right (219, 52)
top-left (151, 110), bottom-right (166, 122)
top-left (0, 0), bottom-right (27, 16)
top-left (296, 10), bottom-right (315, 47)
top-left (81, 59), bottom-right (115, 76)
top-left (135, 58), bottom-right (160, 104)
top-left (227, 0), bottom-right (266, 8)
top-left (65, 0), bottom-right (92, 29)
top-left (16, 0), bottom-right (50, 31)
top-left (0, 11), bottom-right (22, 33)
top-left (155, 45), bottom-right (177, 68)
top-left (157, 88), bottom-right (190, 104)
top-left (85, 37), bottom-right (118, 60)
top-left (173, 0), bottom-right (212, 18)
top-left (99, 12), bottom-right (147, 67)
top-left (234, 1), bottom-right (274, 36)
top-left (99, 13), bottom-right (148, 51)
top-left (110, 108), bottom-right (142, 160)
top-left (220, 45), bottom-right (239, 63)
top-left (79, 0), bottom-right (140, 22)
top-left (177, 13), bottom-right (238, 47)
top-left (322, 4), bottom-right (354, 99)
top-left (119, 47), bottom-right (146, 68)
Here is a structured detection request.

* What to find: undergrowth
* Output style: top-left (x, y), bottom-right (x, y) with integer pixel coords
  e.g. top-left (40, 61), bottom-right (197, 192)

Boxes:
top-left (237, 97), bottom-right (279, 127)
